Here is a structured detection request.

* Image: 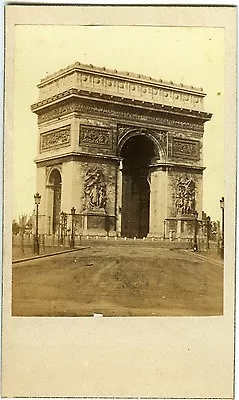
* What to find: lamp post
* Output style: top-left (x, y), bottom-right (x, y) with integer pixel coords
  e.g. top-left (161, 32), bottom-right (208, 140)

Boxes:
top-left (193, 211), bottom-right (198, 251)
top-left (64, 213), bottom-right (67, 243)
top-left (34, 192), bottom-right (41, 255)
top-left (70, 207), bottom-right (76, 249)
top-left (220, 197), bottom-right (224, 260)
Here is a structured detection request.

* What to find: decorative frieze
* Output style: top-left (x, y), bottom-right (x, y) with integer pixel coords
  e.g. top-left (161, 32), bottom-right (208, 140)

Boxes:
top-left (38, 103), bottom-right (77, 123)
top-left (38, 102), bottom-right (204, 132)
top-left (40, 125), bottom-right (71, 152)
top-left (36, 63), bottom-right (205, 111)
top-left (79, 124), bottom-right (112, 149)
top-left (172, 138), bottom-right (200, 160)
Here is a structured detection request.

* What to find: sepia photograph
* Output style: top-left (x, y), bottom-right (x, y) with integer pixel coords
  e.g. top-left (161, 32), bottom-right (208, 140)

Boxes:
top-left (12, 24), bottom-right (225, 317)
top-left (2, 5), bottom-right (236, 399)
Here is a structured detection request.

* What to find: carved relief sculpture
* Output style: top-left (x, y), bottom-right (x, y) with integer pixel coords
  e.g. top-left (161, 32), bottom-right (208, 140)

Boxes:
top-left (80, 125), bottom-right (112, 149)
top-left (84, 168), bottom-right (107, 210)
top-left (172, 138), bottom-right (200, 160)
top-left (175, 176), bottom-right (196, 216)
top-left (40, 126), bottom-right (71, 151)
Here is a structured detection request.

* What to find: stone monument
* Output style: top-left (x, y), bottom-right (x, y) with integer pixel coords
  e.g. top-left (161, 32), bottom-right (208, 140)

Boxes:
top-left (31, 62), bottom-right (212, 238)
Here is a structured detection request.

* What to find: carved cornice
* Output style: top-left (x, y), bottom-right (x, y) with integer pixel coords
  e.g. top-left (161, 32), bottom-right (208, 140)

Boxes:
top-left (32, 88), bottom-right (78, 111)
top-left (39, 62), bottom-right (204, 93)
top-left (35, 151), bottom-right (120, 167)
top-left (36, 98), bottom-right (206, 133)
top-left (31, 89), bottom-right (212, 123)
top-left (35, 150), bottom-right (205, 171)
top-left (149, 162), bottom-right (205, 171)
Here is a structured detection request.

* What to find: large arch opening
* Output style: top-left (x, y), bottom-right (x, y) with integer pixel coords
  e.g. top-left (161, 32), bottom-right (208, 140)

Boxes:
top-left (48, 169), bottom-right (62, 234)
top-left (120, 134), bottom-right (158, 238)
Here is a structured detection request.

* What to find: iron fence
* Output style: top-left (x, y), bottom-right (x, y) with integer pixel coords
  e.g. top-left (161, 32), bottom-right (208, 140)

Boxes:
top-left (12, 233), bottom-right (83, 260)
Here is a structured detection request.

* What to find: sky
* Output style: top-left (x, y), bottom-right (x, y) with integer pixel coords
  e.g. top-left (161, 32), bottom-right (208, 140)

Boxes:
top-left (13, 25), bottom-right (224, 221)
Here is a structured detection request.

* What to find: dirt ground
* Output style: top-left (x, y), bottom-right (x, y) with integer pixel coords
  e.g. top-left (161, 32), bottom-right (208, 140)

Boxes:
top-left (12, 240), bottom-right (223, 317)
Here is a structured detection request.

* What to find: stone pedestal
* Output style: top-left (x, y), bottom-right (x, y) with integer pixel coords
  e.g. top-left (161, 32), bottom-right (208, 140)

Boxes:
top-left (148, 167), bottom-right (167, 238)
top-left (165, 217), bottom-right (196, 239)
top-left (82, 208), bottom-right (108, 236)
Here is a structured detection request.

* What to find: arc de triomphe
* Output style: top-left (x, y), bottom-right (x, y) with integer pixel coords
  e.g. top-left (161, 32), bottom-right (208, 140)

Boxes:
top-left (31, 62), bottom-right (212, 238)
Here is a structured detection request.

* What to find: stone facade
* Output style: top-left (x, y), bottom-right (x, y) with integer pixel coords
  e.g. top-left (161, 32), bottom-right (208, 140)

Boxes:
top-left (31, 62), bottom-right (212, 238)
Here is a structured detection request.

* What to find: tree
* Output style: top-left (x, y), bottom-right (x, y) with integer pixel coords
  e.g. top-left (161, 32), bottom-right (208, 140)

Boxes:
top-left (12, 219), bottom-right (20, 235)
top-left (18, 215), bottom-right (28, 233)
top-left (26, 216), bottom-right (33, 233)
top-left (18, 214), bottom-right (28, 254)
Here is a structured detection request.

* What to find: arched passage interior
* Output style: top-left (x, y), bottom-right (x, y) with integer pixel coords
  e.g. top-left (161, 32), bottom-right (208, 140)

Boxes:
top-left (47, 169), bottom-right (62, 234)
top-left (120, 134), bottom-right (158, 238)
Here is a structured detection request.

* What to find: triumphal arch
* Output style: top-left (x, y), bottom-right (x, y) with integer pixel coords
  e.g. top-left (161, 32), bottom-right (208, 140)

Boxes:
top-left (31, 62), bottom-right (212, 238)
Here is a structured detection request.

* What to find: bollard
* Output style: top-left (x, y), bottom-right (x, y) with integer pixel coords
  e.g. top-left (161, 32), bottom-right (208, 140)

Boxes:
top-left (134, 237), bottom-right (136, 241)
top-left (124, 236), bottom-right (127, 240)
top-left (115, 236), bottom-right (117, 240)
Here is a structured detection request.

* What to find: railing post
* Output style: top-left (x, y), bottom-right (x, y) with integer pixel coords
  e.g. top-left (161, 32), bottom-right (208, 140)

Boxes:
top-left (193, 211), bottom-right (198, 252)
